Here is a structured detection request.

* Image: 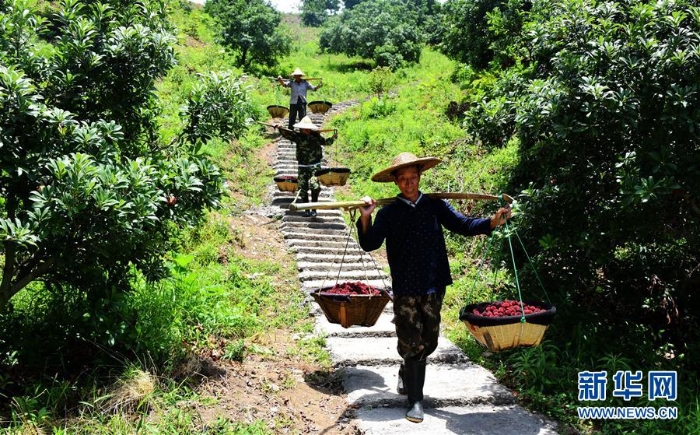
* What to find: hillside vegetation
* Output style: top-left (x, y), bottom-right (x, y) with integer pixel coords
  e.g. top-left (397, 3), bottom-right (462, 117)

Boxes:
top-left (1, 1), bottom-right (698, 434)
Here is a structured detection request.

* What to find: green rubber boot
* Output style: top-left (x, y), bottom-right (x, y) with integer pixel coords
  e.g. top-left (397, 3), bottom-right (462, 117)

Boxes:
top-left (397, 362), bottom-right (406, 395)
top-left (405, 359), bottom-right (426, 423)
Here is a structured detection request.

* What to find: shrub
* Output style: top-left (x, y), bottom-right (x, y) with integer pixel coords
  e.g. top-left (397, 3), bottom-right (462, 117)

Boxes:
top-left (0, 1), bottom-right (254, 314)
top-left (464, 0), bottom-right (700, 372)
top-left (204, 0), bottom-right (291, 70)
top-left (319, 0), bottom-right (423, 69)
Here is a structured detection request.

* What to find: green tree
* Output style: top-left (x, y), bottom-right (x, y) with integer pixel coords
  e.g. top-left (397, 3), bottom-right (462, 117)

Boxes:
top-left (301, 0), bottom-right (340, 27)
top-left (432, 0), bottom-right (526, 70)
top-left (465, 0), bottom-right (700, 368)
top-left (0, 0), bottom-right (249, 311)
top-left (343, 0), bottom-right (364, 9)
top-left (180, 71), bottom-right (254, 145)
top-left (205, 0), bottom-right (291, 70)
top-left (319, 0), bottom-right (422, 69)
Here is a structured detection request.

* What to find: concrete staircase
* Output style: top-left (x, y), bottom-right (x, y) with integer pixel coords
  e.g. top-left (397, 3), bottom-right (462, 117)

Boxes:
top-left (266, 102), bottom-right (559, 434)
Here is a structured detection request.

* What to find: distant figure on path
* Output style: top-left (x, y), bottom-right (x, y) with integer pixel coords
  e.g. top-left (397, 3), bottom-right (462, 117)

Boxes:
top-left (277, 67), bottom-right (322, 129)
top-left (276, 116), bottom-right (337, 217)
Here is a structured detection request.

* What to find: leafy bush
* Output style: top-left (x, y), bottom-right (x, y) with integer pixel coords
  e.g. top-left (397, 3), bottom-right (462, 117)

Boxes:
top-left (464, 0), bottom-right (700, 374)
top-left (0, 0), bottom-right (270, 313)
top-left (319, 0), bottom-right (423, 69)
top-left (360, 96), bottom-right (397, 119)
top-left (180, 71), bottom-right (254, 144)
top-left (365, 66), bottom-right (396, 97)
top-left (204, 0), bottom-right (291, 69)
top-left (0, 0), bottom-right (231, 311)
top-left (301, 0), bottom-right (340, 27)
top-left (432, 0), bottom-right (510, 69)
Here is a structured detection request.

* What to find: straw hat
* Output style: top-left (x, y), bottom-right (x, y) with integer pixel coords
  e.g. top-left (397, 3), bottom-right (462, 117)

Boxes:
top-left (290, 67), bottom-right (305, 77)
top-left (293, 116), bottom-right (319, 131)
top-left (371, 152), bottom-right (442, 183)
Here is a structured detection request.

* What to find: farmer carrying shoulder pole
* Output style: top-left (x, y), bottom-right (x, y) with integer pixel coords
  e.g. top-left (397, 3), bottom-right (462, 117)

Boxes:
top-left (276, 116), bottom-right (337, 217)
top-left (356, 152), bottom-right (512, 423)
top-left (277, 67), bottom-right (322, 129)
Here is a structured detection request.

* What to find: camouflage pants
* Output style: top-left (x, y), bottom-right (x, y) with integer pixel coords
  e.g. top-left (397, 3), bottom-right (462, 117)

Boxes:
top-left (297, 166), bottom-right (320, 202)
top-left (393, 290), bottom-right (445, 361)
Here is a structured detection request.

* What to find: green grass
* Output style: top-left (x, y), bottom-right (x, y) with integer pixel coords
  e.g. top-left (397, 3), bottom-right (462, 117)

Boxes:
top-left (0, 5), bottom-right (313, 434)
top-left (3, 3), bottom-right (698, 435)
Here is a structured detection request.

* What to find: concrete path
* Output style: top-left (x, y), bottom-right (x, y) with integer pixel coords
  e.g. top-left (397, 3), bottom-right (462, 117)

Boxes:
top-left (265, 103), bottom-right (559, 434)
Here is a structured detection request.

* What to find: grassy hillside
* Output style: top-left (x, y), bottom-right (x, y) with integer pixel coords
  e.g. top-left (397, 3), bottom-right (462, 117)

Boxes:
top-left (2, 2), bottom-right (696, 435)
top-left (0, 3), bottom-right (552, 434)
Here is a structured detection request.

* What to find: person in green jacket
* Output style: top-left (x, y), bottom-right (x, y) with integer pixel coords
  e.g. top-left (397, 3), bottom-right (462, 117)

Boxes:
top-left (277, 116), bottom-right (337, 217)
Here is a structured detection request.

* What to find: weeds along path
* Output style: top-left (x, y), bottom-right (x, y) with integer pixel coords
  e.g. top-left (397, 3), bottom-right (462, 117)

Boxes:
top-left (267, 102), bottom-right (560, 435)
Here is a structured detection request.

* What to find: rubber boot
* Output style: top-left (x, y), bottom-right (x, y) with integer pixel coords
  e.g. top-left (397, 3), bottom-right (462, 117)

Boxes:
top-left (405, 359), bottom-right (426, 423)
top-left (310, 189), bottom-right (320, 217)
top-left (397, 362), bottom-right (406, 395)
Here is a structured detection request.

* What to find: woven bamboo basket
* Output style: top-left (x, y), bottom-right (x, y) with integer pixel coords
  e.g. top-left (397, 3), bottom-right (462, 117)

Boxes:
top-left (312, 287), bottom-right (390, 328)
top-left (267, 105), bottom-right (289, 118)
top-left (459, 301), bottom-right (556, 352)
top-left (308, 100), bottom-right (333, 114)
top-left (316, 167), bottom-right (351, 187)
top-left (273, 175), bottom-right (298, 192)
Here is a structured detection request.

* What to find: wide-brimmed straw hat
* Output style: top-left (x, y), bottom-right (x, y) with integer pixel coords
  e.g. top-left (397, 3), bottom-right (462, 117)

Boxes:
top-left (371, 152), bottom-right (442, 183)
top-left (293, 116), bottom-right (319, 131)
top-left (290, 67), bottom-right (305, 77)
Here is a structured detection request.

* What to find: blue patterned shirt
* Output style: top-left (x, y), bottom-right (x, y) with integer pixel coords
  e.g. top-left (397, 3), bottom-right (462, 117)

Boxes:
top-left (357, 193), bottom-right (492, 296)
top-left (281, 79), bottom-right (317, 104)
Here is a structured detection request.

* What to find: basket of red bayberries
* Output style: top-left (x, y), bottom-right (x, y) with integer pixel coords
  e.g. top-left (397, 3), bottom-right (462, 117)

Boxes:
top-left (459, 299), bottom-right (556, 352)
top-left (312, 281), bottom-right (391, 328)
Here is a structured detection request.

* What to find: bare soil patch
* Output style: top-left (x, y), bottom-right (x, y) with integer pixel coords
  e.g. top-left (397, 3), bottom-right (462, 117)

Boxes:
top-left (190, 331), bottom-right (359, 435)
top-left (184, 135), bottom-right (361, 434)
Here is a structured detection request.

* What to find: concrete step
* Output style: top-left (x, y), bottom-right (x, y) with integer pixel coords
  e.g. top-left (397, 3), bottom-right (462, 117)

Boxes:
top-left (326, 336), bottom-right (466, 367)
top-left (273, 193), bottom-right (336, 202)
top-left (291, 247), bottom-right (369, 257)
top-left (289, 240), bottom-right (363, 250)
top-left (280, 221), bottom-right (347, 232)
top-left (297, 260), bottom-right (385, 273)
top-left (353, 404), bottom-right (559, 435)
top-left (274, 168), bottom-right (297, 174)
top-left (302, 279), bottom-right (391, 294)
top-left (283, 214), bottom-right (346, 225)
top-left (315, 311), bottom-right (396, 338)
top-left (294, 248), bottom-right (374, 261)
top-left (298, 269), bottom-right (389, 282)
top-left (295, 253), bottom-right (378, 265)
top-left (284, 230), bottom-right (354, 241)
top-left (289, 238), bottom-right (362, 248)
top-left (343, 363), bottom-right (515, 408)
top-left (283, 228), bottom-right (349, 238)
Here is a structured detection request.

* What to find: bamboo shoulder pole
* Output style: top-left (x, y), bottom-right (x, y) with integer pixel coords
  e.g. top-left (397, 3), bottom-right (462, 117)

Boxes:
top-left (256, 121), bottom-right (336, 133)
top-left (289, 192), bottom-right (513, 212)
top-left (269, 77), bottom-right (323, 81)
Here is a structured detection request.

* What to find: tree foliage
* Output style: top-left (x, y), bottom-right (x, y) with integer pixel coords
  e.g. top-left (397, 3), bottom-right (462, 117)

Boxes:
top-left (464, 0), bottom-right (700, 367)
top-left (180, 71), bottom-right (254, 145)
top-left (301, 0), bottom-right (340, 27)
top-left (319, 0), bottom-right (423, 69)
top-left (432, 0), bottom-right (528, 70)
top-left (343, 0), bottom-right (364, 9)
top-left (0, 0), bottom-right (251, 311)
top-left (204, 0), bottom-right (291, 70)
